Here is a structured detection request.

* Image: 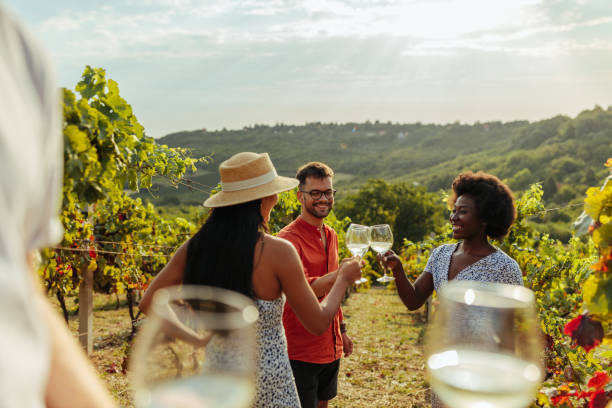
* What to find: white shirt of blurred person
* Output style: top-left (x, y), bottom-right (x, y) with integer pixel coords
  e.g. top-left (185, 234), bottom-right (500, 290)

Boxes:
top-left (0, 5), bottom-right (115, 407)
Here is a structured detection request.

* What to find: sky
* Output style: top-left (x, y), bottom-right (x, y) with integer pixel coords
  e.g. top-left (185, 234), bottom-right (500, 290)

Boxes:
top-left (4, 0), bottom-right (612, 138)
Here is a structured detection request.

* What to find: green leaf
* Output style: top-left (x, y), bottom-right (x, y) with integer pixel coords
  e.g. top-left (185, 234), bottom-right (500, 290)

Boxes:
top-left (127, 169), bottom-right (138, 191)
top-left (586, 350), bottom-right (602, 369)
top-left (583, 274), bottom-right (612, 316)
top-left (140, 174), bottom-right (152, 189)
top-left (63, 88), bottom-right (76, 108)
top-left (592, 223), bottom-right (612, 247)
top-left (76, 66), bottom-right (106, 100)
top-left (64, 125), bottom-right (90, 153)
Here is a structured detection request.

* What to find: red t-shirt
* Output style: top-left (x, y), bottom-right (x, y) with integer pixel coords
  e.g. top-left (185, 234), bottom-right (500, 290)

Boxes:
top-left (279, 216), bottom-right (343, 364)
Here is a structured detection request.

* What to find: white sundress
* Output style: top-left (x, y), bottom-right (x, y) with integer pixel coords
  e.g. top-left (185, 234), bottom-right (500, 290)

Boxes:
top-left (204, 296), bottom-right (300, 407)
top-left (253, 297), bottom-right (300, 408)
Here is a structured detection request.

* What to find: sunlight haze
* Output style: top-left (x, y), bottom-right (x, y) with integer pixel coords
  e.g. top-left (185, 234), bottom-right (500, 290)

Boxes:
top-left (5, 0), bottom-right (612, 137)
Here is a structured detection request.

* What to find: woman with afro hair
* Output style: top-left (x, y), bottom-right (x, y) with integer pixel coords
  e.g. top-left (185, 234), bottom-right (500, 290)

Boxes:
top-left (380, 171), bottom-right (523, 407)
top-left (379, 170), bottom-right (523, 310)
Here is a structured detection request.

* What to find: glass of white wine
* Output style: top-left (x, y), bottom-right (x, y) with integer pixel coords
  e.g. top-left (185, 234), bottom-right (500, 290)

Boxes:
top-left (370, 224), bottom-right (394, 283)
top-left (345, 223), bottom-right (369, 284)
top-left (130, 285), bottom-right (259, 408)
top-left (425, 281), bottom-right (543, 408)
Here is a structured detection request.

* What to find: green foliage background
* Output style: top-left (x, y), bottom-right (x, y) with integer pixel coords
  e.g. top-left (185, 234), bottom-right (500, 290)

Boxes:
top-left (40, 67), bottom-right (610, 406)
top-left (39, 66), bottom-right (204, 323)
top-left (139, 107), bottom-right (612, 241)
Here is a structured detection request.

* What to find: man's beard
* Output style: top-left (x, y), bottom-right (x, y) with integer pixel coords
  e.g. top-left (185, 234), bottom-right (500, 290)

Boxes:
top-left (305, 201), bottom-right (332, 219)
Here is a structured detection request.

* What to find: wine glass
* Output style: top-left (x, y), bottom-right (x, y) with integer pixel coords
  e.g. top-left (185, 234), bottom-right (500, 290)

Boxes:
top-left (130, 285), bottom-right (259, 408)
top-left (345, 223), bottom-right (369, 284)
top-left (425, 281), bottom-right (543, 408)
top-left (370, 224), bottom-right (394, 283)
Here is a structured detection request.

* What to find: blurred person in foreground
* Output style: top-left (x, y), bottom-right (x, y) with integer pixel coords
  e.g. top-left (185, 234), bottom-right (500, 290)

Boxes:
top-left (139, 152), bottom-right (363, 407)
top-left (379, 171), bottom-right (523, 407)
top-left (0, 5), bottom-right (116, 407)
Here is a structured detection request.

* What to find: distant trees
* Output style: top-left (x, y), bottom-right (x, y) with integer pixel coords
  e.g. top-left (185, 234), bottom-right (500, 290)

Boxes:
top-left (542, 176), bottom-right (558, 200)
top-left (149, 105), bottom-right (612, 244)
top-left (335, 179), bottom-right (445, 249)
top-left (507, 168), bottom-right (533, 191)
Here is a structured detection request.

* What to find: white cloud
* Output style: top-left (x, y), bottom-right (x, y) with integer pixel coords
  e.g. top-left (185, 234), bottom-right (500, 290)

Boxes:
top-left (40, 14), bottom-right (83, 31)
top-left (402, 15), bottom-right (612, 57)
top-left (11, 0), bottom-right (612, 135)
top-left (35, 0), bottom-right (612, 59)
top-left (260, 0), bottom-right (545, 39)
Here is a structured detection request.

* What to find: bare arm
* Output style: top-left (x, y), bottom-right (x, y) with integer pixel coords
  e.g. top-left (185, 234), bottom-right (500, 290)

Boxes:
top-left (139, 241), bottom-right (188, 315)
top-left (140, 241), bottom-right (217, 348)
top-left (158, 306), bottom-right (214, 348)
top-left (25, 256), bottom-right (116, 408)
top-left (39, 294), bottom-right (116, 408)
top-left (309, 258), bottom-right (354, 297)
top-left (309, 271), bottom-right (338, 297)
top-left (380, 251), bottom-right (434, 311)
top-left (273, 239), bottom-right (362, 335)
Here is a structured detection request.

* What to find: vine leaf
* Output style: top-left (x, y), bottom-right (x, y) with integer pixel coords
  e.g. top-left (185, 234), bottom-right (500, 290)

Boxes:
top-left (564, 314), bottom-right (604, 352)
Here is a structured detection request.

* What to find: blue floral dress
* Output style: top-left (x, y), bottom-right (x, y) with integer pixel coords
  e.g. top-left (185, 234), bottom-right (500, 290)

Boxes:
top-left (424, 243), bottom-right (523, 407)
top-left (425, 243), bottom-right (523, 291)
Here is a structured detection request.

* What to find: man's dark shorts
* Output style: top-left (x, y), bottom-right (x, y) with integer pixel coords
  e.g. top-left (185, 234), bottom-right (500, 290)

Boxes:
top-left (290, 359), bottom-right (340, 408)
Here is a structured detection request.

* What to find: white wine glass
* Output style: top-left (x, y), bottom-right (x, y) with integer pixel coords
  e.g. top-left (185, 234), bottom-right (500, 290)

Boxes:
top-left (130, 285), bottom-right (259, 408)
top-left (425, 281), bottom-right (544, 408)
top-left (345, 223), bottom-right (369, 284)
top-left (370, 224), bottom-right (394, 283)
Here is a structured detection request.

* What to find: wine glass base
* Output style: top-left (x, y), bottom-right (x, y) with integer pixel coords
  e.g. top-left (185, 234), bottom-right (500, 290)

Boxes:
top-left (354, 278), bottom-right (368, 285)
top-left (376, 276), bottom-right (395, 283)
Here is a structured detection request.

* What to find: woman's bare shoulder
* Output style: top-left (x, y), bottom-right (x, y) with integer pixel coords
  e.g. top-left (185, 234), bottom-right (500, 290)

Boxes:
top-left (260, 234), bottom-right (301, 270)
top-left (263, 234), bottom-right (296, 253)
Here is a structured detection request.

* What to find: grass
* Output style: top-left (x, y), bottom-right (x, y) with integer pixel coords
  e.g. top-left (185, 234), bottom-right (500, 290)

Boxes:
top-left (332, 287), bottom-right (429, 407)
top-left (57, 286), bottom-right (430, 407)
top-left (57, 294), bottom-right (134, 407)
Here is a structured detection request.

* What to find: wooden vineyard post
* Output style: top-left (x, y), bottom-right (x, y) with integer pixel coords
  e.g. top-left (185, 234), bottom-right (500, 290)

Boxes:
top-left (78, 205), bottom-right (94, 354)
top-left (425, 295), bottom-right (432, 323)
top-left (78, 264), bottom-right (94, 354)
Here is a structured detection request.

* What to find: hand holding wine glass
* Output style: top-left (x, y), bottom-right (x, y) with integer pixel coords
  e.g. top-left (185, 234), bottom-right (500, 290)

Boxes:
top-left (425, 281), bottom-right (543, 408)
top-left (130, 285), bottom-right (259, 408)
top-left (370, 224), bottom-right (394, 283)
top-left (377, 249), bottom-right (401, 273)
top-left (345, 223), bottom-right (370, 284)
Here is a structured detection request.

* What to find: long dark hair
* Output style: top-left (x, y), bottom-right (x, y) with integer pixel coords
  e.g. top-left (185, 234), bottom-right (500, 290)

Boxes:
top-left (183, 199), bottom-right (267, 298)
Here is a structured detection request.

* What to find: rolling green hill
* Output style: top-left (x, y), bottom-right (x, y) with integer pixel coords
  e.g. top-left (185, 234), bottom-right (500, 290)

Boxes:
top-left (141, 106), bottom-right (612, 217)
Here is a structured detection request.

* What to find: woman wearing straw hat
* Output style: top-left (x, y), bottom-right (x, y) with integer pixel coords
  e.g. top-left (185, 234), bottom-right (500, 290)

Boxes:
top-left (140, 152), bottom-right (364, 408)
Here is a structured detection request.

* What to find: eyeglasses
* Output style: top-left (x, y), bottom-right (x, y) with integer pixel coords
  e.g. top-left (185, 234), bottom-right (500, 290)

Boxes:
top-left (300, 189), bottom-right (336, 200)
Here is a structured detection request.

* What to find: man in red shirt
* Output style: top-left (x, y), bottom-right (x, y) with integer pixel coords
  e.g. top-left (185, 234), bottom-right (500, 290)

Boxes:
top-left (279, 162), bottom-right (353, 408)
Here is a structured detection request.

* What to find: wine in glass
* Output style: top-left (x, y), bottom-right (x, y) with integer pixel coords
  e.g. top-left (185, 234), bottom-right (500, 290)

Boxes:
top-left (130, 285), bottom-right (259, 408)
top-left (345, 223), bottom-right (369, 284)
top-left (425, 281), bottom-right (543, 408)
top-left (370, 224), bottom-right (394, 283)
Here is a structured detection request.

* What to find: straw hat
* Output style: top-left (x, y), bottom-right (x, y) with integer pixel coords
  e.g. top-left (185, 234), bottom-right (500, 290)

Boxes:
top-left (204, 152), bottom-right (298, 208)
